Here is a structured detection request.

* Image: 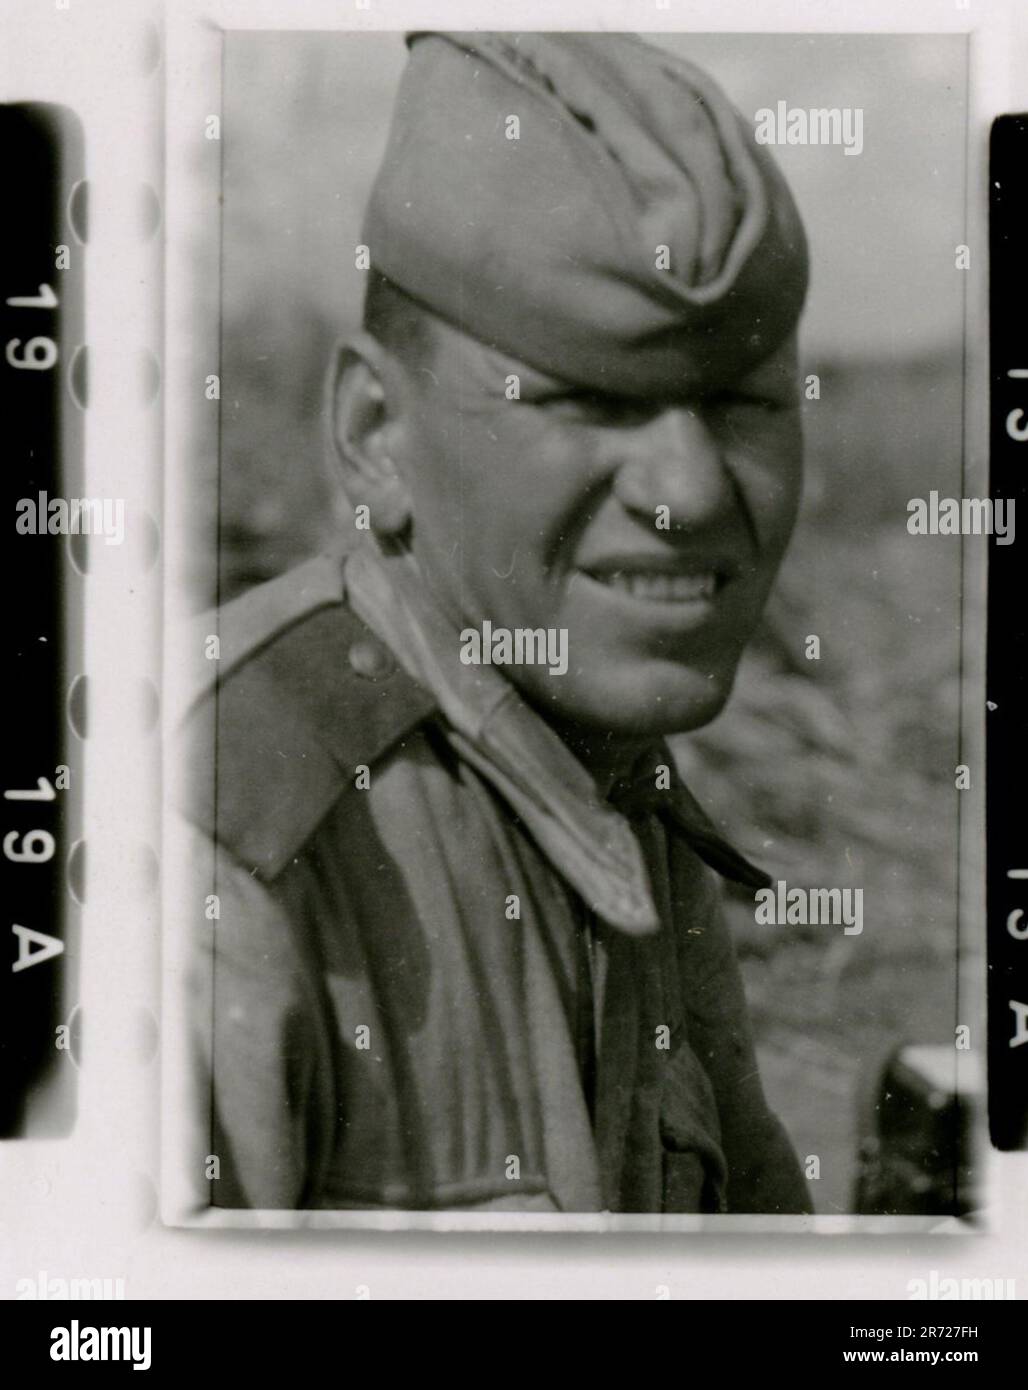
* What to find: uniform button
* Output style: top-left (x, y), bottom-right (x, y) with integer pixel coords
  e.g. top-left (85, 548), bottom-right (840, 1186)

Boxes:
top-left (348, 637), bottom-right (395, 680)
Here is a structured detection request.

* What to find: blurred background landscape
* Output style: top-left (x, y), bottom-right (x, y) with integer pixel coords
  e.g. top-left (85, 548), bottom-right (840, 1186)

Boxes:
top-left (189, 31), bottom-right (975, 1214)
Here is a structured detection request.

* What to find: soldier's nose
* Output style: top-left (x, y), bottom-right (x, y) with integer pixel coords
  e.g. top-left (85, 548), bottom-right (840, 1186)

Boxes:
top-left (610, 406), bottom-right (735, 530)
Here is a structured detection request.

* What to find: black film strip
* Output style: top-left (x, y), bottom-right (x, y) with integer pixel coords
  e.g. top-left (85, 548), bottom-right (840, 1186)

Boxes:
top-left (988, 114), bottom-right (1028, 1152)
top-left (1, 104), bottom-right (85, 1138)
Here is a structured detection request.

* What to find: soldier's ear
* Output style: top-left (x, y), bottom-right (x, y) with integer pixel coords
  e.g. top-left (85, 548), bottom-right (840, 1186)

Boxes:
top-left (329, 333), bottom-right (413, 538)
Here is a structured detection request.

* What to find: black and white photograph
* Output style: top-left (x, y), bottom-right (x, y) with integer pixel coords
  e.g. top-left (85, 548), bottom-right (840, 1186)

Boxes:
top-left (2, 0), bottom-right (1027, 1326)
top-left (168, 24), bottom-right (982, 1224)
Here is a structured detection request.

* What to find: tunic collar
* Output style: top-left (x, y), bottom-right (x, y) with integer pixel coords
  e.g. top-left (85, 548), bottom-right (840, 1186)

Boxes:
top-left (344, 543), bottom-right (768, 935)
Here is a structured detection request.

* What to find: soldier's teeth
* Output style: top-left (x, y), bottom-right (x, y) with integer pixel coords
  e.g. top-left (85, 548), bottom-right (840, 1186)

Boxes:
top-left (602, 571), bottom-right (717, 601)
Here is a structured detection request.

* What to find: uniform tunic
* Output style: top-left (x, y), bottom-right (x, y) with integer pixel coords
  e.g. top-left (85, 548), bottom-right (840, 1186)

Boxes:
top-left (178, 551), bottom-right (810, 1215)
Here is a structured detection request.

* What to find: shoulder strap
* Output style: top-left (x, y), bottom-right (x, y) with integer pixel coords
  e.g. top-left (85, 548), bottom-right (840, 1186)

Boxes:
top-left (175, 553), bottom-right (349, 723)
top-left (179, 554), bottom-right (438, 879)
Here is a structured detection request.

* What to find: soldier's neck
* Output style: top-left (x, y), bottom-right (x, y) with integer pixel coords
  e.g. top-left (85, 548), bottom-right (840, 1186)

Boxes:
top-left (533, 709), bottom-right (647, 801)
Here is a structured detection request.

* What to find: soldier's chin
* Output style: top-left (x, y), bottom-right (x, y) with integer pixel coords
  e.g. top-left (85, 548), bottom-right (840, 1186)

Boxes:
top-left (525, 661), bottom-right (737, 738)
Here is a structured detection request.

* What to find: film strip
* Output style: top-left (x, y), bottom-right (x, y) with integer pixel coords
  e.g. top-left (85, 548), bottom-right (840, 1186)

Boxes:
top-left (988, 113), bottom-right (1028, 1153)
top-left (1, 34), bottom-right (1025, 1210)
top-left (1, 104), bottom-right (85, 1139)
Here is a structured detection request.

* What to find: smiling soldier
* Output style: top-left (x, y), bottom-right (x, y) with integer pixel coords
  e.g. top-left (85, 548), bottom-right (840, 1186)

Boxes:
top-left (181, 31), bottom-right (812, 1215)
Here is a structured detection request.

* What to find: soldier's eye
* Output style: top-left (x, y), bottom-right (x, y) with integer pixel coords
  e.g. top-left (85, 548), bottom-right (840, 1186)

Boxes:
top-left (705, 389), bottom-right (791, 414)
top-left (533, 388), bottom-right (656, 427)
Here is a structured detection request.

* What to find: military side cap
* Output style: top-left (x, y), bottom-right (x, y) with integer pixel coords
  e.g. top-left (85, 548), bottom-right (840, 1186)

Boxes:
top-left (363, 31), bottom-right (809, 397)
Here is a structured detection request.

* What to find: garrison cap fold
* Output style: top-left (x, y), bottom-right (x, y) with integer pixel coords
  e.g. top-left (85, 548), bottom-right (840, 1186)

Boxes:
top-left (363, 31), bottom-right (808, 397)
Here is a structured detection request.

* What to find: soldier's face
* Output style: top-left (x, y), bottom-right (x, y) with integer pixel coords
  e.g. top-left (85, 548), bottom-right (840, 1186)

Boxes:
top-left (392, 319), bottom-right (803, 738)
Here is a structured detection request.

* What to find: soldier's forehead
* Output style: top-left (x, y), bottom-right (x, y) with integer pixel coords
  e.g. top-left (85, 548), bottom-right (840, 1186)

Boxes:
top-left (419, 316), bottom-right (800, 401)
